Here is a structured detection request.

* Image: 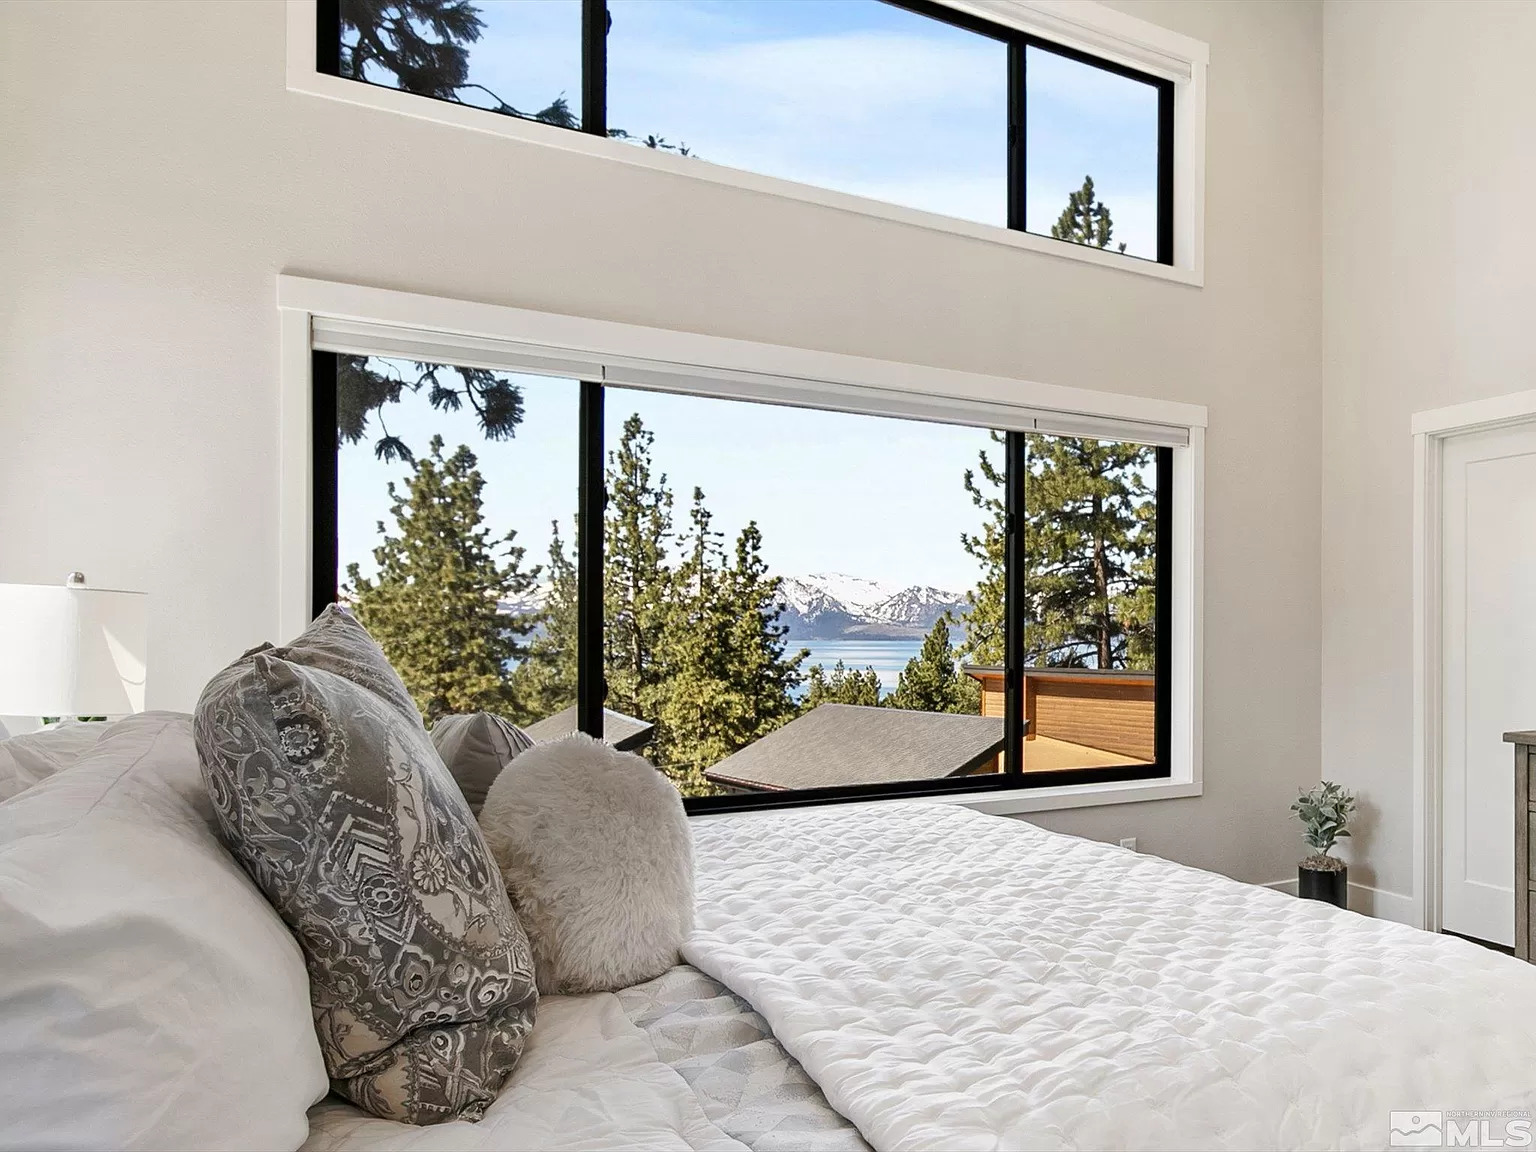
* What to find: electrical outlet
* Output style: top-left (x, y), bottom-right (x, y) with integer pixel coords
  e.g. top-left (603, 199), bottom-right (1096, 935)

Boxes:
top-left (1119, 837), bottom-right (1137, 852)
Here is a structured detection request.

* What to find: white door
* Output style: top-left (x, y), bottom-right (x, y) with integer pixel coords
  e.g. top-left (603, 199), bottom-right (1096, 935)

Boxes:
top-left (1440, 421), bottom-right (1536, 946)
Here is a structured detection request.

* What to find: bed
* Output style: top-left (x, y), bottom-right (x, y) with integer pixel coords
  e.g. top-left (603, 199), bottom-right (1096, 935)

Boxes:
top-left (303, 800), bottom-right (1536, 1151)
top-left (7, 717), bottom-right (1536, 1151)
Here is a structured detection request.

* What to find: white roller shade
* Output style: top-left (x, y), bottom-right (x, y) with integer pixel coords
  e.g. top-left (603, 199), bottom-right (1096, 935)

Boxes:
top-left (311, 316), bottom-right (1191, 449)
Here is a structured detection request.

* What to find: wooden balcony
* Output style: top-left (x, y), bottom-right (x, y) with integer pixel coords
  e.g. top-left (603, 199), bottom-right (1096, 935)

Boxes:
top-left (963, 665), bottom-right (1156, 773)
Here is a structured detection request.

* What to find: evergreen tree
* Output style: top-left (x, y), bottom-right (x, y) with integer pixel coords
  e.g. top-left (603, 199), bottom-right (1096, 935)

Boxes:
top-left (959, 432), bottom-right (1157, 672)
top-left (339, 0), bottom-right (683, 143)
top-left (508, 519), bottom-right (579, 721)
top-left (347, 436), bottom-right (536, 722)
top-left (887, 618), bottom-right (979, 714)
top-left (339, 0), bottom-right (578, 125)
top-left (1109, 496), bottom-right (1159, 668)
top-left (959, 432), bottom-right (1008, 667)
top-left (802, 661), bottom-right (883, 709)
top-left (652, 489), bottom-right (733, 794)
top-left (1023, 436), bottom-right (1156, 668)
top-left (337, 355), bottom-right (524, 464)
top-left (721, 522), bottom-right (805, 741)
top-left (1051, 175), bottom-right (1127, 254)
top-left (603, 416), bottom-right (675, 723)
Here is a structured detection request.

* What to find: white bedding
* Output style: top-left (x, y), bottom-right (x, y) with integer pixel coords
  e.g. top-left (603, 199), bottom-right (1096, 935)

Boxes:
top-left (301, 993), bottom-right (747, 1152)
top-left (684, 801), bottom-right (1536, 1151)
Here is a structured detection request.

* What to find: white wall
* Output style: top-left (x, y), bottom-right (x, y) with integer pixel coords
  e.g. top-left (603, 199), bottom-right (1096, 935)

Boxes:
top-left (1321, 0), bottom-right (1536, 910)
top-left (0, 0), bottom-right (1322, 884)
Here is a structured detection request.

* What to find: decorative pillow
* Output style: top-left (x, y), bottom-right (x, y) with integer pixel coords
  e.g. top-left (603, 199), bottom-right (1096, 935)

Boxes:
top-left (194, 610), bottom-right (538, 1125)
top-left (431, 713), bottom-right (535, 814)
top-left (478, 734), bottom-right (695, 995)
top-left (244, 605), bottom-right (423, 726)
top-left (0, 720), bottom-right (110, 803)
top-left (0, 713), bottom-right (328, 1150)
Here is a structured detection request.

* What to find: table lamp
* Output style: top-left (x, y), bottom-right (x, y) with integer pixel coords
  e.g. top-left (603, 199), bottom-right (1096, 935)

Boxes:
top-left (0, 573), bottom-right (147, 719)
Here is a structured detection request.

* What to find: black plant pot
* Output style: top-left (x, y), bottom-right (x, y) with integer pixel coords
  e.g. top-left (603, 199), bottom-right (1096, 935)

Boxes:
top-left (1298, 862), bottom-right (1348, 909)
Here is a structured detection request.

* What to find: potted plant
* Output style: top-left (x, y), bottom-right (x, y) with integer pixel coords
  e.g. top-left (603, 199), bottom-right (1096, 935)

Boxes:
top-left (1291, 780), bottom-right (1356, 908)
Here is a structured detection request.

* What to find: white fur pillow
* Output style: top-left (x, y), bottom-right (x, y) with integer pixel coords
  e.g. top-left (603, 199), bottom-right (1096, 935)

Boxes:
top-left (478, 734), bottom-right (694, 994)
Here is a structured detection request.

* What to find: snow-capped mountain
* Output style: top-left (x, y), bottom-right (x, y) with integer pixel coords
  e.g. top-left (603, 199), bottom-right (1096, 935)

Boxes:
top-left (777, 572), bottom-right (967, 640)
top-left (780, 573), bottom-right (902, 619)
top-left (868, 584), bottom-right (967, 627)
top-left (498, 582), bottom-right (552, 618)
top-left (500, 571), bottom-right (969, 642)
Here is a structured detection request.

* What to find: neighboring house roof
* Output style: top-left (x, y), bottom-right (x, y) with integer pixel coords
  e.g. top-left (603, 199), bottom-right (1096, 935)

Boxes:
top-left (704, 703), bottom-right (1004, 793)
top-left (523, 706), bottom-right (655, 752)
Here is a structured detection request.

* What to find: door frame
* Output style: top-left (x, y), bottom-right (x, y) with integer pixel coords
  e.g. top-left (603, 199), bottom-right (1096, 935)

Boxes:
top-left (1413, 388), bottom-right (1536, 933)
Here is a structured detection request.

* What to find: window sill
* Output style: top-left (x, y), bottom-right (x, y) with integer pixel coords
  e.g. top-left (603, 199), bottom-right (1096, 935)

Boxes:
top-left (285, 1), bottom-right (1205, 288)
top-left (939, 774), bottom-right (1200, 814)
top-left (687, 776), bottom-right (1200, 823)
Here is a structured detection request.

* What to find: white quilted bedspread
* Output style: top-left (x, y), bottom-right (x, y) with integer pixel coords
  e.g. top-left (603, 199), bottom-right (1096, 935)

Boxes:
top-left (684, 802), bottom-right (1536, 1151)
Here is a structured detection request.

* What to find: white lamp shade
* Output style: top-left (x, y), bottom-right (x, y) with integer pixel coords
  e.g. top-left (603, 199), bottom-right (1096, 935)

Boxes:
top-left (0, 584), bottom-right (147, 716)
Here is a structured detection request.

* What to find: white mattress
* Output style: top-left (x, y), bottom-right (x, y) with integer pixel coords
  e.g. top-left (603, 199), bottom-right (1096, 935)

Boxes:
top-left (683, 801), bottom-right (1536, 1151)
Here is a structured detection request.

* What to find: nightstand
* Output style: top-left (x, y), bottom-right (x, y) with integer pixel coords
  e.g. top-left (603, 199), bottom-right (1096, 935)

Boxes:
top-left (1504, 730), bottom-right (1536, 963)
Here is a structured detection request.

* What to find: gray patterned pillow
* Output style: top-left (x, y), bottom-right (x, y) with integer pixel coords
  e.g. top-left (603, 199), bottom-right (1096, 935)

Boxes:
top-left (193, 609), bottom-right (537, 1125)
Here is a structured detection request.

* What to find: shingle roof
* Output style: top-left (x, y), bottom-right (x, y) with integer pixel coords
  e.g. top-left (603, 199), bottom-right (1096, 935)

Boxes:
top-left (704, 703), bottom-right (1005, 792)
top-left (523, 706), bottom-right (655, 752)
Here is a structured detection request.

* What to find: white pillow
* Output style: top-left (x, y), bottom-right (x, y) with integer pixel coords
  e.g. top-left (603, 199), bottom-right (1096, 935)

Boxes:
top-left (0, 721), bottom-right (110, 803)
top-left (478, 734), bottom-right (695, 995)
top-left (0, 712), bottom-right (327, 1151)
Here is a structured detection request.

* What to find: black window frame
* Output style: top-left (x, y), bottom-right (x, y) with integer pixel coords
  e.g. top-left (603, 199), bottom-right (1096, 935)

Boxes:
top-left (316, 0), bottom-right (1175, 266)
top-left (311, 354), bottom-right (1174, 814)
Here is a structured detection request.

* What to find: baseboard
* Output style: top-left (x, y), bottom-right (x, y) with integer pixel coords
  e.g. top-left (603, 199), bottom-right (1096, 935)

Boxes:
top-left (1345, 882), bottom-right (1419, 924)
top-left (1261, 877), bottom-right (1419, 925)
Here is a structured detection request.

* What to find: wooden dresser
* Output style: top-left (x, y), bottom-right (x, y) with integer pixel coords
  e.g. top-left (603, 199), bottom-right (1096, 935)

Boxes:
top-left (1506, 731), bottom-right (1536, 962)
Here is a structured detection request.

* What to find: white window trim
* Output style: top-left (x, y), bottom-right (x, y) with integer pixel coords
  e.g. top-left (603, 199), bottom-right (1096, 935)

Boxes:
top-left (284, 0), bottom-right (1208, 286)
top-left (276, 274), bottom-right (1206, 813)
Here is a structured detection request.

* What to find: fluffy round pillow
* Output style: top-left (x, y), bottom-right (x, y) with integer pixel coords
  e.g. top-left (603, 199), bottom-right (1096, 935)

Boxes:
top-left (477, 734), bottom-right (694, 994)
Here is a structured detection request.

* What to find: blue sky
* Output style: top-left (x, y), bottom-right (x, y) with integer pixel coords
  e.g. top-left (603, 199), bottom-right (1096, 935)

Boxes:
top-left (339, 368), bottom-right (994, 592)
top-left (403, 0), bottom-right (1159, 255)
top-left (339, 2), bottom-right (1158, 592)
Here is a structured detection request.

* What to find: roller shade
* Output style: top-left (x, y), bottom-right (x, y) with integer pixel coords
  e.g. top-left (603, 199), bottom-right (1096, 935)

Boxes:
top-left (311, 316), bottom-right (1191, 449)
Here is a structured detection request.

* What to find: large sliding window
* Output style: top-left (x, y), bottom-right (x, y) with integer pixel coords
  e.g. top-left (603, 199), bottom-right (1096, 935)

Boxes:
top-left (314, 352), bottom-right (1172, 812)
top-left (317, 0), bottom-right (1174, 265)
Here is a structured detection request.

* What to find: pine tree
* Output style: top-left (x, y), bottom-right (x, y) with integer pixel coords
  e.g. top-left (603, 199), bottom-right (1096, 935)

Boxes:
top-left (339, 0), bottom-right (579, 125)
top-left (652, 488), bottom-right (733, 795)
top-left (1024, 436), bottom-right (1156, 668)
top-left (603, 415), bottom-right (674, 723)
top-left (887, 618), bottom-right (979, 714)
top-left (1050, 175), bottom-right (1127, 254)
top-left (721, 522), bottom-right (805, 741)
top-left (802, 661), bottom-right (883, 709)
top-left (347, 436), bottom-right (536, 722)
top-left (337, 355), bottom-right (525, 464)
top-left (959, 431), bottom-right (1008, 667)
top-left (959, 432), bottom-right (1157, 672)
top-left (339, 1), bottom-right (682, 140)
top-left (508, 518), bottom-right (579, 722)
top-left (1109, 495), bottom-right (1159, 669)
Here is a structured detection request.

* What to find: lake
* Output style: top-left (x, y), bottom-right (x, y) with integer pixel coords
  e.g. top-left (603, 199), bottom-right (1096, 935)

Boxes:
top-left (791, 638), bottom-right (923, 693)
